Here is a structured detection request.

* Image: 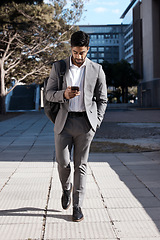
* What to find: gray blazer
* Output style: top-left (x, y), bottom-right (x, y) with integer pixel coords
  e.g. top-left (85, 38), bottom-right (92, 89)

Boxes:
top-left (46, 57), bottom-right (107, 134)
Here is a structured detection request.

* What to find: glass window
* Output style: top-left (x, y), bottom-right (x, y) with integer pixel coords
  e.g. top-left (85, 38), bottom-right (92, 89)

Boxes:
top-left (92, 59), bottom-right (98, 63)
top-left (105, 34), bottom-right (111, 38)
top-left (91, 53), bottom-right (96, 58)
top-left (99, 59), bottom-right (104, 63)
top-left (105, 47), bottom-right (110, 51)
top-left (91, 47), bottom-right (97, 52)
top-left (98, 47), bottom-right (104, 52)
top-left (99, 53), bottom-right (104, 57)
top-left (90, 35), bottom-right (97, 40)
top-left (98, 35), bottom-right (104, 39)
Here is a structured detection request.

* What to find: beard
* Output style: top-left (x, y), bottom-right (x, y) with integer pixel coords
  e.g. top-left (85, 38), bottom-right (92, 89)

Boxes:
top-left (72, 54), bottom-right (87, 67)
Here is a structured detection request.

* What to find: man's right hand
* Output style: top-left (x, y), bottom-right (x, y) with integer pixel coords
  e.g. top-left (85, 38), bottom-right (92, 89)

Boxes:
top-left (64, 86), bottom-right (80, 100)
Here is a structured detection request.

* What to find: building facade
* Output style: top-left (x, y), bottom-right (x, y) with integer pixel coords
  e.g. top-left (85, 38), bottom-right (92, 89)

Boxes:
top-left (120, 1), bottom-right (135, 67)
top-left (79, 25), bottom-right (128, 64)
top-left (121, 0), bottom-right (160, 107)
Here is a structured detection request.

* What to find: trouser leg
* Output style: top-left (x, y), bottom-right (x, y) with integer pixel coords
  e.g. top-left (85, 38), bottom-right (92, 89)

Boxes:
top-left (54, 116), bottom-right (95, 207)
top-left (73, 132), bottom-right (94, 208)
top-left (54, 130), bottom-right (72, 191)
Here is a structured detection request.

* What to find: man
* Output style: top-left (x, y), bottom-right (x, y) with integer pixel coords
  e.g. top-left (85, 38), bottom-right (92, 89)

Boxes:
top-left (46, 31), bottom-right (107, 222)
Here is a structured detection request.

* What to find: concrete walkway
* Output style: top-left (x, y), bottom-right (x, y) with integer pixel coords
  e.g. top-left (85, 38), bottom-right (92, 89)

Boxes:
top-left (0, 111), bottom-right (160, 240)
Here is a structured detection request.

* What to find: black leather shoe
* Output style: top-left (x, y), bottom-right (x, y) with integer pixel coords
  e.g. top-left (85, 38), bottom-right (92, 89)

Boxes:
top-left (72, 207), bottom-right (84, 222)
top-left (61, 183), bottom-right (72, 210)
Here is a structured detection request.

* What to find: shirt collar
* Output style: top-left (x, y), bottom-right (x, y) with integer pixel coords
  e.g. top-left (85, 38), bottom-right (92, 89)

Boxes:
top-left (70, 56), bottom-right (86, 69)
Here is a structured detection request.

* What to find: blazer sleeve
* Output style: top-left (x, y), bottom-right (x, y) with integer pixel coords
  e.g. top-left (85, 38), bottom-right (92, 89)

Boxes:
top-left (45, 62), bottom-right (66, 103)
top-left (95, 65), bottom-right (107, 128)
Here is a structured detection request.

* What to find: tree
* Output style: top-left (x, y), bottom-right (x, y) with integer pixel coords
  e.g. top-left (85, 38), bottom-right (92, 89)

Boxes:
top-left (113, 60), bottom-right (139, 103)
top-left (102, 61), bottom-right (114, 87)
top-left (102, 59), bottom-right (139, 103)
top-left (0, 0), bottom-right (43, 6)
top-left (0, 0), bottom-right (86, 114)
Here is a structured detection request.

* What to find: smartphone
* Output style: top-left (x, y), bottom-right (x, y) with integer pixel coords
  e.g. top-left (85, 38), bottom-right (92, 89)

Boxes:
top-left (71, 86), bottom-right (79, 91)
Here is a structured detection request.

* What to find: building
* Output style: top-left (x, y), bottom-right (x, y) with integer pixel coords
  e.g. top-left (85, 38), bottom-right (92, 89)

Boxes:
top-left (120, 1), bottom-right (135, 67)
top-left (79, 25), bottom-right (128, 64)
top-left (121, 0), bottom-right (160, 108)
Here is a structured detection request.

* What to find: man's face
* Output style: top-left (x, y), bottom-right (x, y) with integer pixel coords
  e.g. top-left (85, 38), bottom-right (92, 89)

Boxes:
top-left (71, 46), bottom-right (89, 67)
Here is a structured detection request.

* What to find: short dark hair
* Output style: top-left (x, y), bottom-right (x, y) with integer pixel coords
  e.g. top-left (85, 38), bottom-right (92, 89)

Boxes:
top-left (71, 31), bottom-right (89, 47)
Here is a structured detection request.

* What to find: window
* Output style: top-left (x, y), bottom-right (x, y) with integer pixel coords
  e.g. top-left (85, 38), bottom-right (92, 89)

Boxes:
top-left (98, 35), bottom-right (104, 39)
top-left (98, 47), bottom-right (104, 52)
top-left (91, 47), bottom-right (97, 52)
top-left (90, 35), bottom-right (97, 40)
top-left (105, 47), bottom-right (110, 51)
top-left (99, 53), bottom-right (104, 58)
top-left (98, 59), bottom-right (104, 63)
top-left (92, 59), bottom-right (98, 63)
top-left (91, 53), bottom-right (97, 58)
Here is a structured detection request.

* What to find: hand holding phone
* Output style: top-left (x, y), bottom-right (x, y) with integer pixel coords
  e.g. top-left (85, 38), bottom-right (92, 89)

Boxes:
top-left (64, 86), bottom-right (80, 99)
top-left (71, 86), bottom-right (79, 91)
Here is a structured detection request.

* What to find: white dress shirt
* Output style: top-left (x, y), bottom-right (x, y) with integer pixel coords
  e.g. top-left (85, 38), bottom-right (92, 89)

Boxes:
top-left (67, 57), bottom-right (86, 112)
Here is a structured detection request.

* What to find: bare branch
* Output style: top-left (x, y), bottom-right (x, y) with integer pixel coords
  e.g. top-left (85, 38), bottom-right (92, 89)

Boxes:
top-left (2, 33), bottom-right (17, 61)
top-left (6, 65), bottom-right (46, 95)
top-left (6, 58), bottom-right (21, 73)
top-left (6, 82), bottom-right (18, 95)
top-left (17, 65), bottom-right (46, 82)
top-left (14, 4), bottom-right (34, 22)
top-left (4, 50), bottom-right (15, 61)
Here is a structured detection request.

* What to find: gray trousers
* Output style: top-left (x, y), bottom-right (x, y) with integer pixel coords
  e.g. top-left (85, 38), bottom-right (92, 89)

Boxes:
top-left (54, 115), bottom-right (95, 208)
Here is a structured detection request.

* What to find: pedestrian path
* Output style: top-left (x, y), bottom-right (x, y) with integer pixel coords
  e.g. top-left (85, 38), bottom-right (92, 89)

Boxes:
top-left (0, 112), bottom-right (160, 239)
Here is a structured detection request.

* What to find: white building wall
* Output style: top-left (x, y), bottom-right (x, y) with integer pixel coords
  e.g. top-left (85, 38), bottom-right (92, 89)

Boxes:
top-left (141, 0), bottom-right (153, 83)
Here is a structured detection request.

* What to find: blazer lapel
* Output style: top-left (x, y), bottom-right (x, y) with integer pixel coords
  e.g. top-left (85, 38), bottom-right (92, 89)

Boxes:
top-left (63, 57), bottom-right (70, 90)
top-left (84, 58), bottom-right (92, 93)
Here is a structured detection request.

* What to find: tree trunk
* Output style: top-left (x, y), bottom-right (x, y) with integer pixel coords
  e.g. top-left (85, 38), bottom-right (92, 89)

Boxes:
top-left (0, 61), bottom-right (6, 115)
top-left (122, 87), bottom-right (125, 103)
top-left (124, 87), bottom-right (128, 103)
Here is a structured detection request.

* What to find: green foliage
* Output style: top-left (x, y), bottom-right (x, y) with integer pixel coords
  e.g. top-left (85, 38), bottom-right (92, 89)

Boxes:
top-left (0, 0), bottom-right (43, 8)
top-left (0, 0), bottom-right (84, 89)
top-left (102, 59), bottom-right (140, 103)
top-left (113, 59), bottom-right (139, 88)
top-left (102, 61), bottom-right (114, 86)
top-left (102, 59), bottom-right (139, 88)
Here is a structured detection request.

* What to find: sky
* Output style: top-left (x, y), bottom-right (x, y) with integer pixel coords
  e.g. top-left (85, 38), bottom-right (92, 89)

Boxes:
top-left (77, 0), bottom-right (131, 25)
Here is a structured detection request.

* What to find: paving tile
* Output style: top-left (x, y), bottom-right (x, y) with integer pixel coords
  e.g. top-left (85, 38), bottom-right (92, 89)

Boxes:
top-left (132, 169), bottom-right (160, 176)
top-left (83, 197), bottom-right (105, 209)
top-left (1, 113), bottom-right (160, 240)
top-left (108, 208), bottom-right (155, 221)
top-left (150, 188), bottom-right (160, 198)
top-left (143, 151), bottom-right (160, 162)
top-left (8, 177), bottom-right (51, 185)
top-left (145, 207), bottom-right (160, 220)
top-left (89, 166), bottom-right (119, 175)
top-left (0, 197), bottom-right (47, 208)
top-left (0, 223), bottom-right (43, 240)
top-left (95, 175), bottom-right (145, 189)
top-left (44, 222), bottom-right (116, 239)
top-left (120, 238), bottom-right (160, 240)
top-left (101, 187), bottom-right (153, 199)
top-left (135, 197), bottom-right (160, 208)
top-left (0, 189), bottom-right (49, 201)
top-left (96, 180), bottom-right (129, 189)
top-left (46, 208), bottom-right (111, 224)
top-left (104, 197), bottom-right (143, 209)
top-left (114, 221), bottom-right (160, 238)
top-left (48, 194), bottom-right (104, 211)
top-left (0, 209), bottom-right (44, 224)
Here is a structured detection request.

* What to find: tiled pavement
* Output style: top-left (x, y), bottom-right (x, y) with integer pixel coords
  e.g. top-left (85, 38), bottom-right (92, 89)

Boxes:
top-left (0, 112), bottom-right (160, 240)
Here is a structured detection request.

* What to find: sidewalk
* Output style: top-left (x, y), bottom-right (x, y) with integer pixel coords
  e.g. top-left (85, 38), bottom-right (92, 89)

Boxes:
top-left (0, 111), bottom-right (160, 240)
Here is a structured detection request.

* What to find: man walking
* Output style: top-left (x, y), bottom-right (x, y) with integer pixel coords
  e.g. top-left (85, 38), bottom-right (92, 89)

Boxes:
top-left (46, 31), bottom-right (107, 222)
